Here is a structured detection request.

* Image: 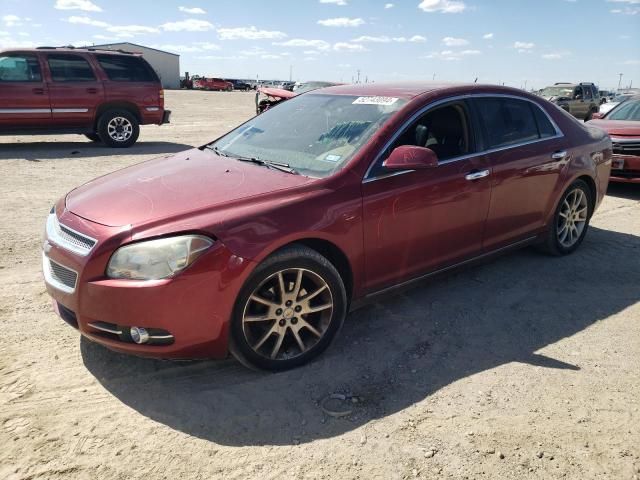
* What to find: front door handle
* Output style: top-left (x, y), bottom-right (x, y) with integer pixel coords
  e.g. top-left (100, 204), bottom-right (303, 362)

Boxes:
top-left (32, 88), bottom-right (45, 95)
top-left (86, 88), bottom-right (98, 94)
top-left (551, 150), bottom-right (567, 160)
top-left (465, 169), bottom-right (490, 181)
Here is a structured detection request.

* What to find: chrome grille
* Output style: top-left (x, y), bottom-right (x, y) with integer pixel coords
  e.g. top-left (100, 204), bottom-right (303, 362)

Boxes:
top-left (43, 255), bottom-right (78, 293)
top-left (612, 141), bottom-right (640, 156)
top-left (46, 213), bottom-right (97, 256)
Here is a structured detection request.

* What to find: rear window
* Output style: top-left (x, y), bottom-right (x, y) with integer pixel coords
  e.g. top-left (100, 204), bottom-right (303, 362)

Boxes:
top-left (47, 54), bottom-right (96, 82)
top-left (96, 55), bottom-right (158, 82)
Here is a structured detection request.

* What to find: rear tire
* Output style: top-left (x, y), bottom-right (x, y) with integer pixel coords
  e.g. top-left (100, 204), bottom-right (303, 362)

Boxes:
top-left (537, 179), bottom-right (592, 256)
top-left (229, 245), bottom-right (347, 371)
top-left (585, 108), bottom-right (596, 121)
top-left (97, 109), bottom-right (139, 148)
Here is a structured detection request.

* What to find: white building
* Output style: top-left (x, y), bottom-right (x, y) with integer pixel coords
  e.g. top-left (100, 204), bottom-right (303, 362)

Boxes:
top-left (88, 42), bottom-right (180, 89)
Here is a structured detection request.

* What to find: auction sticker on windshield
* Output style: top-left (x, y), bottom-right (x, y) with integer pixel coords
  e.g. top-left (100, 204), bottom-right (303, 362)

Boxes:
top-left (352, 96), bottom-right (399, 106)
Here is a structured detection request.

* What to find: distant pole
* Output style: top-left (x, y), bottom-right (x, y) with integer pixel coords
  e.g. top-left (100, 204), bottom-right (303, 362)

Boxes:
top-left (432, 73), bottom-right (436, 80)
top-left (524, 80), bottom-right (527, 90)
top-left (474, 77), bottom-right (478, 84)
top-left (618, 73), bottom-right (624, 91)
top-left (289, 65), bottom-right (293, 82)
top-left (357, 69), bottom-right (361, 83)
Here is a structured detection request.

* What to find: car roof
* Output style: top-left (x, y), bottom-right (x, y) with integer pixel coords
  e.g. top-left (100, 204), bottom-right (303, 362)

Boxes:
top-left (311, 82), bottom-right (532, 100)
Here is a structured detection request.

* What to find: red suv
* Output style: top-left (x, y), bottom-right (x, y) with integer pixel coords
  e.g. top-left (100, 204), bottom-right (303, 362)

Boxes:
top-left (0, 47), bottom-right (170, 147)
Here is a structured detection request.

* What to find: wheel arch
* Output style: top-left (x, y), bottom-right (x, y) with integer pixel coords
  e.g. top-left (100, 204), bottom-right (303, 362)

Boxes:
top-left (95, 101), bottom-right (142, 128)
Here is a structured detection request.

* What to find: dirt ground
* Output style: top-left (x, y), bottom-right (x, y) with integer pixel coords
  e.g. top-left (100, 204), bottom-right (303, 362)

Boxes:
top-left (1, 90), bottom-right (639, 480)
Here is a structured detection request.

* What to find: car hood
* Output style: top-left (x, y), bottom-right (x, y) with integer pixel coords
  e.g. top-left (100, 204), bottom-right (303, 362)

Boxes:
top-left (587, 119), bottom-right (640, 137)
top-left (66, 148), bottom-right (314, 227)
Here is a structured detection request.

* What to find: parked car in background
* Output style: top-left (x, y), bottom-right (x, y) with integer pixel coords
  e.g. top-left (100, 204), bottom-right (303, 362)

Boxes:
top-left (256, 81), bottom-right (341, 114)
top-left (226, 79), bottom-right (253, 91)
top-left (589, 95), bottom-right (640, 184)
top-left (599, 93), bottom-right (635, 115)
top-left (193, 77), bottom-right (233, 91)
top-left (0, 47), bottom-right (170, 147)
top-left (539, 82), bottom-right (601, 120)
top-left (43, 82), bottom-right (611, 370)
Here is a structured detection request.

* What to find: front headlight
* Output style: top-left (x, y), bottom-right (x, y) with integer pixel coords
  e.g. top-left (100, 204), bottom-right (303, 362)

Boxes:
top-left (106, 235), bottom-right (214, 280)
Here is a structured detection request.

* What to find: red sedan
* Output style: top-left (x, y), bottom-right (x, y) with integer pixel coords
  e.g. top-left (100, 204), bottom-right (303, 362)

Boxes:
top-left (43, 83), bottom-right (612, 370)
top-left (588, 95), bottom-right (640, 184)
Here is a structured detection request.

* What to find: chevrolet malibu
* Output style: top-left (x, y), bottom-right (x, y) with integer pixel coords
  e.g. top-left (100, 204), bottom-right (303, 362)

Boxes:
top-left (43, 83), bottom-right (612, 370)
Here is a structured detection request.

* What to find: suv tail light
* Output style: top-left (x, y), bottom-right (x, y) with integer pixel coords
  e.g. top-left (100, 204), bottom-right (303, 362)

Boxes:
top-left (159, 89), bottom-right (164, 99)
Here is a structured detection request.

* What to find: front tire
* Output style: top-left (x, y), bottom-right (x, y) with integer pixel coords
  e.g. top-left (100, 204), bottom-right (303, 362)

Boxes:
top-left (97, 109), bottom-right (139, 148)
top-left (229, 245), bottom-right (347, 371)
top-left (538, 179), bottom-right (592, 256)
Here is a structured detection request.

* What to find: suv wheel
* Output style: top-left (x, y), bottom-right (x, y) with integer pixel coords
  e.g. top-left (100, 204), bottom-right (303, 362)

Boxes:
top-left (229, 245), bottom-right (347, 371)
top-left (97, 109), bottom-right (140, 148)
top-left (585, 108), bottom-right (596, 121)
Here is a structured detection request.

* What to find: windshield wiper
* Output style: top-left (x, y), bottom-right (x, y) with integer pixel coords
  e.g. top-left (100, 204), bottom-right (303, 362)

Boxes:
top-left (203, 144), bottom-right (229, 157)
top-left (235, 156), bottom-right (298, 175)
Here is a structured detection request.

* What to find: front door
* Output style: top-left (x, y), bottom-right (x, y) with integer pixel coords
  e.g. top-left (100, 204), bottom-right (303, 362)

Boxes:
top-left (44, 53), bottom-right (104, 127)
top-left (0, 53), bottom-right (51, 128)
top-left (362, 100), bottom-right (492, 292)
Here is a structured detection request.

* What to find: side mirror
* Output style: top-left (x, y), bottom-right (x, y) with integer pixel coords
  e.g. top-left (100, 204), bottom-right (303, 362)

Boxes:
top-left (383, 145), bottom-right (438, 170)
top-left (590, 112), bottom-right (604, 120)
top-left (574, 94), bottom-right (583, 100)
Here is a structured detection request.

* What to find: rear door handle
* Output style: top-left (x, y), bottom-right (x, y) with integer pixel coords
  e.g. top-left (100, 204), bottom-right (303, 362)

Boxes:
top-left (551, 150), bottom-right (567, 160)
top-left (86, 88), bottom-right (98, 94)
top-left (465, 169), bottom-right (490, 181)
top-left (32, 88), bottom-right (45, 95)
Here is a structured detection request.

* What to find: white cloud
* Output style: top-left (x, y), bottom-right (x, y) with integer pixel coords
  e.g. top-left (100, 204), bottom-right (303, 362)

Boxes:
top-left (261, 54), bottom-right (282, 59)
top-left (54, 0), bottom-right (102, 12)
top-left (67, 15), bottom-right (109, 28)
top-left (385, 3), bottom-right (395, 8)
top-left (442, 36), bottom-right (469, 46)
top-left (541, 51), bottom-right (570, 60)
top-left (161, 19), bottom-right (213, 32)
top-left (409, 35), bottom-right (427, 42)
top-left (424, 48), bottom-right (480, 60)
top-left (320, 0), bottom-right (347, 5)
top-left (623, 59), bottom-right (640, 65)
top-left (218, 26), bottom-right (287, 40)
top-left (459, 49), bottom-right (481, 55)
top-left (483, 32), bottom-right (493, 39)
top-left (2, 15), bottom-right (22, 27)
top-left (608, 0), bottom-right (640, 14)
top-left (194, 42), bottom-right (221, 50)
top-left (318, 17), bottom-right (365, 27)
top-left (333, 42), bottom-right (366, 51)
top-left (514, 41), bottom-right (535, 49)
top-left (418, 0), bottom-right (466, 14)
top-left (178, 6), bottom-right (206, 14)
top-left (352, 35), bottom-right (391, 43)
top-left (274, 38), bottom-right (331, 50)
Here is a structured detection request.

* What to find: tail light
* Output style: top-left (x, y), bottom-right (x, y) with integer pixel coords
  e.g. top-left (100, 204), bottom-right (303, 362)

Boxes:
top-left (159, 89), bottom-right (164, 99)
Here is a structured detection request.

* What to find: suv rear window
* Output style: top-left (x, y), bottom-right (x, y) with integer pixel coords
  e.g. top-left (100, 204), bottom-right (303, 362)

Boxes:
top-left (0, 55), bottom-right (42, 82)
top-left (47, 54), bottom-right (96, 82)
top-left (96, 55), bottom-right (158, 82)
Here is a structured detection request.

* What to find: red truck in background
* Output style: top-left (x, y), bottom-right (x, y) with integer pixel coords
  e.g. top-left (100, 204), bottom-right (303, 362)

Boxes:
top-left (193, 77), bottom-right (233, 91)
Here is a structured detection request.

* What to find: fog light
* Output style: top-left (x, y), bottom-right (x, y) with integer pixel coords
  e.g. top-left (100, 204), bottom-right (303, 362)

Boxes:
top-left (130, 326), bottom-right (149, 344)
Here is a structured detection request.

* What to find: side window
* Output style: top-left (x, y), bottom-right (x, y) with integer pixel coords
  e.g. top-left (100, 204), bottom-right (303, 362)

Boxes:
top-left (0, 54), bottom-right (41, 82)
top-left (96, 55), bottom-right (157, 82)
top-left (47, 54), bottom-right (96, 82)
top-left (583, 86), bottom-right (593, 100)
top-left (369, 102), bottom-right (472, 177)
top-left (573, 87), bottom-right (582, 99)
top-left (532, 104), bottom-right (557, 138)
top-left (475, 97), bottom-right (540, 149)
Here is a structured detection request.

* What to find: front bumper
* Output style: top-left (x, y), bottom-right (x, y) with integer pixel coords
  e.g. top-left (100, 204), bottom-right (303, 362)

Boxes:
top-left (610, 154), bottom-right (640, 184)
top-left (42, 208), bottom-right (254, 359)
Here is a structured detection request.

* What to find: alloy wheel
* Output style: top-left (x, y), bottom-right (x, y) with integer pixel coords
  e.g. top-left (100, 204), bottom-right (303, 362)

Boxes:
top-left (242, 268), bottom-right (334, 360)
top-left (107, 117), bottom-right (133, 142)
top-left (557, 188), bottom-right (588, 248)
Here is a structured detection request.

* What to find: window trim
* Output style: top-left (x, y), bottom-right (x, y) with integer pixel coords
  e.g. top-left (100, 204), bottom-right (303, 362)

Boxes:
top-left (0, 54), bottom-right (43, 83)
top-left (46, 54), bottom-right (97, 83)
top-left (363, 93), bottom-right (564, 183)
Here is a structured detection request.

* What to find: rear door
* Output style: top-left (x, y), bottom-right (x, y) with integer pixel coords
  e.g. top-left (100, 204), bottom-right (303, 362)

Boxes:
top-left (45, 53), bottom-right (104, 127)
top-left (0, 52), bottom-right (51, 128)
top-left (473, 96), bottom-right (567, 250)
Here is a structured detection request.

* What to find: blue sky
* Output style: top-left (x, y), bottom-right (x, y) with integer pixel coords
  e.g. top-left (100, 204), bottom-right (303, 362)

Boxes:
top-left (1, 0), bottom-right (638, 90)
